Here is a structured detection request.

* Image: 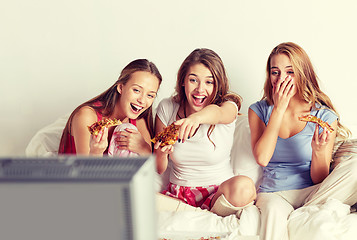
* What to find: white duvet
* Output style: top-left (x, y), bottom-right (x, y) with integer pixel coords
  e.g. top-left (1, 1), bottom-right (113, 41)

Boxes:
top-left (26, 114), bottom-right (357, 240)
top-left (157, 205), bottom-right (260, 239)
top-left (157, 198), bottom-right (357, 240)
top-left (288, 198), bottom-right (357, 240)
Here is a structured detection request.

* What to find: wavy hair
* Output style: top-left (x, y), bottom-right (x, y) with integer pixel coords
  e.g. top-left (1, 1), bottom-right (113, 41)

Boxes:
top-left (263, 42), bottom-right (350, 139)
top-left (173, 48), bottom-right (242, 146)
top-left (59, 59), bottom-right (162, 153)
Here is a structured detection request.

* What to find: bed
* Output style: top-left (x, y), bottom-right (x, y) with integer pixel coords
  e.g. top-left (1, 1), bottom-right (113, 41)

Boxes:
top-left (26, 114), bottom-right (357, 240)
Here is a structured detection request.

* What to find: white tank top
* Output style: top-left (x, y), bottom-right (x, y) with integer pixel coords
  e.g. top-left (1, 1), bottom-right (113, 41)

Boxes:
top-left (156, 97), bottom-right (236, 187)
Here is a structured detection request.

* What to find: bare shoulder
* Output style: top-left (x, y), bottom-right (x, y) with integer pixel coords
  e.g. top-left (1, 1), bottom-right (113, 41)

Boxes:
top-left (248, 108), bottom-right (261, 125)
top-left (136, 118), bottom-right (149, 131)
top-left (217, 101), bottom-right (238, 124)
top-left (136, 118), bottom-right (151, 142)
top-left (222, 100), bottom-right (238, 113)
top-left (72, 106), bottom-right (98, 128)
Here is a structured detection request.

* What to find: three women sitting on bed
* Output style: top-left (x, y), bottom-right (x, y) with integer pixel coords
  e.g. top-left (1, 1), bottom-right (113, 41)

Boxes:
top-left (248, 42), bottom-right (357, 240)
top-left (153, 48), bottom-right (257, 217)
top-left (58, 59), bottom-right (162, 156)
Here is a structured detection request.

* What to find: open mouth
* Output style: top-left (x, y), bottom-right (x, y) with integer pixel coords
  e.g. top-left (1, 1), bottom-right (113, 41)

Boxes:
top-left (130, 104), bottom-right (143, 114)
top-left (192, 95), bottom-right (207, 106)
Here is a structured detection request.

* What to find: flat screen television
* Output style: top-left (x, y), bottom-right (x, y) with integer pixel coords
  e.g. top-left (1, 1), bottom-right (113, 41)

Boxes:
top-left (0, 155), bottom-right (157, 240)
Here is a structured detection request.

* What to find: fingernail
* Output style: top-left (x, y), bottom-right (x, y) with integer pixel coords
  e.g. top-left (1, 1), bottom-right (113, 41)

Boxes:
top-left (178, 139), bottom-right (181, 143)
top-left (188, 136), bottom-right (191, 139)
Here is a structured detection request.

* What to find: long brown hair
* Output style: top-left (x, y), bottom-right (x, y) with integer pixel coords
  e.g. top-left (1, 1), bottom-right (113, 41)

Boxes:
top-left (59, 59), bottom-right (162, 153)
top-left (263, 42), bottom-right (350, 139)
top-left (173, 48), bottom-right (242, 145)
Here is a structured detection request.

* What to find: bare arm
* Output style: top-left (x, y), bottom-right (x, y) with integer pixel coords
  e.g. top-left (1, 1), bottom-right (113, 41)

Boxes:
top-left (71, 107), bottom-right (107, 156)
top-left (153, 116), bottom-right (174, 174)
top-left (310, 120), bottom-right (337, 184)
top-left (248, 108), bottom-right (284, 167)
top-left (175, 101), bottom-right (238, 141)
top-left (190, 101), bottom-right (238, 125)
top-left (154, 101), bottom-right (238, 173)
top-left (249, 76), bottom-right (296, 166)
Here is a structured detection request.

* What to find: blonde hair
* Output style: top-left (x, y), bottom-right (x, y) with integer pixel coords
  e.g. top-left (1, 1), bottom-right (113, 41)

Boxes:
top-left (263, 42), bottom-right (350, 139)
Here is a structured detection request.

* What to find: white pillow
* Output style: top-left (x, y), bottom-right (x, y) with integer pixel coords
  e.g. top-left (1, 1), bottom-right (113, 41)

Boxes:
top-left (25, 113), bottom-right (69, 157)
top-left (230, 115), bottom-right (263, 189)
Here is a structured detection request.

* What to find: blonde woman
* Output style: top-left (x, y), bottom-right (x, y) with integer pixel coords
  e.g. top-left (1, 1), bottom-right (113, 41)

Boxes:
top-left (248, 42), bottom-right (357, 240)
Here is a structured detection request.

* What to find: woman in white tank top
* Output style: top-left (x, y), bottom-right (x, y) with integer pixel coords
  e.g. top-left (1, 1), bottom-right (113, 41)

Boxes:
top-left (153, 48), bottom-right (256, 217)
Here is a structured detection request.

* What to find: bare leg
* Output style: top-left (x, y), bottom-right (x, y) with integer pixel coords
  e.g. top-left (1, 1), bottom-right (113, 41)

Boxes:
top-left (210, 175), bottom-right (256, 217)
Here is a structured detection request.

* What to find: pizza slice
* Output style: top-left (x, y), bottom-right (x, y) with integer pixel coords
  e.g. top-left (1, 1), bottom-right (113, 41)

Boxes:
top-left (88, 118), bottom-right (122, 136)
top-left (298, 115), bottom-right (334, 133)
top-left (151, 122), bottom-right (180, 147)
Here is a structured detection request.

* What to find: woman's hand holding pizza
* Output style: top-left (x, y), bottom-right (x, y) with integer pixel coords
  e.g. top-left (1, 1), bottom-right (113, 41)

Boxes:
top-left (311, 125), bottom-right (333, 154)
top-left (153, 140), bottom-right (174, 155)
top-left (89, 127), bottom-right (109, 155)
top-left (152, 114), bottom-right (200, 154)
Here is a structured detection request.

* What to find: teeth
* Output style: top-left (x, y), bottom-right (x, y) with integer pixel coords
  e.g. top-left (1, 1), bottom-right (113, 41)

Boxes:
top-left (131, 104), bottom-right (143, 111)
top-left (194, 95), bottom-right (205, 99)
top-left (193, 95), bottom-right (206, 104)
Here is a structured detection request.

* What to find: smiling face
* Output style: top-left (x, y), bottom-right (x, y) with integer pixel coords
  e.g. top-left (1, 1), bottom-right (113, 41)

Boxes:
top-left (183, 63), bottom-right (215, 114)
top-left (117, 71), bottom-right (159, 120)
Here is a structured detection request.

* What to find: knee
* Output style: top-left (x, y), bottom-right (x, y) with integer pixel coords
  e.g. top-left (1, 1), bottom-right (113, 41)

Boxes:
top-left (222, 175), bottom-right (257, 207)
top-left (256, 194), bottom-right (293, 219)
top-left (338, 155), bottom-right (357, 182)
top-left (257, 197), bottom-right (280, 213)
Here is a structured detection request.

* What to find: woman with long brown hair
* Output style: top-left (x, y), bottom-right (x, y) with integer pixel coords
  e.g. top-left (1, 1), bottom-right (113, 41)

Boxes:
top-left (59, 59), bottom-right (162, 156)
top-left (154, 48), bottom-right (256, 217)
top-left (248, 42), bottom-right (356, 240)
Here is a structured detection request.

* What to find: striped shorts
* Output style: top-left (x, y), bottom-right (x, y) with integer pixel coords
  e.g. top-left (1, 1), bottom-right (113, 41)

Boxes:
top-left (162, 182), bottom-right (219, 210)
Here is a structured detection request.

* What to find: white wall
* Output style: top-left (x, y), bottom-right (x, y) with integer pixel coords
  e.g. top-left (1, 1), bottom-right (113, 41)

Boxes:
top-left (1, 0), bottom-right (356, 156)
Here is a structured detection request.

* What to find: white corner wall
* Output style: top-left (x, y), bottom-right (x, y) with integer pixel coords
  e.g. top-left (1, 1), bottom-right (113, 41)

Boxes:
top-left (1, 0), bottom-right (356, 156)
